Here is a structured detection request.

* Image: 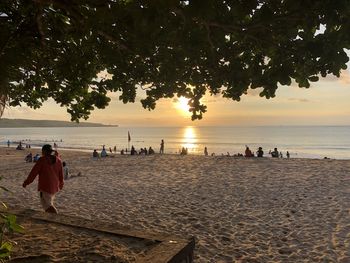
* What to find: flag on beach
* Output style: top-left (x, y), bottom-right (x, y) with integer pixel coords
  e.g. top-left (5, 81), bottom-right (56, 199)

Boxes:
top-left (128, 131), bottom-right (131, 142)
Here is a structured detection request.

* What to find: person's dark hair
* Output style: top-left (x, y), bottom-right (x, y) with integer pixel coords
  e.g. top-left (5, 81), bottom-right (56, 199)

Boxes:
top-left (42, 144), bottom-right (53, 154)
top-left (42, 144), bottom-right (56, 164)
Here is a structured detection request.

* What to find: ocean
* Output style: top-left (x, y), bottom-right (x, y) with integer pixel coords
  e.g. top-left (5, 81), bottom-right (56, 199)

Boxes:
top-left (0, 126), bottom-right (350, 159)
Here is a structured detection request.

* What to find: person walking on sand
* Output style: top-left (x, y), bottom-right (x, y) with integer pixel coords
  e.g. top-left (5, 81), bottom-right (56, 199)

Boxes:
top-left (160, 139), bottom-right (164, 154)
top-left (22, 144), bottom-right (64, 214)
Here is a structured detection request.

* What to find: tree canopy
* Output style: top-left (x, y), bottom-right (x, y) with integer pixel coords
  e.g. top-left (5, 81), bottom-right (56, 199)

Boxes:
top-left (1, 0), bottom-right (349, 121)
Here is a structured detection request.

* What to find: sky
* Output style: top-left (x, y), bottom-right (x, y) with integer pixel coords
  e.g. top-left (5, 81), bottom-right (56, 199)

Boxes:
top-left (3, 69), bottom-right (350, 127)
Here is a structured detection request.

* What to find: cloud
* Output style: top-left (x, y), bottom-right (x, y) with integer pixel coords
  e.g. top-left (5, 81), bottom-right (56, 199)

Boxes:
top-left (202, 98), bottom-right (218, 103)
top-left (287, 98), bottom-right (310, 103)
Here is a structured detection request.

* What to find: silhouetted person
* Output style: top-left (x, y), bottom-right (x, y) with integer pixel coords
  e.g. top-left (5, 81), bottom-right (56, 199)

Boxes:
top-left (204, 147), bottom-right (208, 156)
top-left (271, 148), bottom-right (279, 158)
top-left (148, 147), bottom-right (155, 155)
top-left (245, 146), bottom-right (254, 157)
top-left (16, 141), bottom-right (24, 150)
top-left (286, 151), bottom-right (290, 159)
top-left (25, 153), bottom-right (33, 163)
top-left (101, 147), bottom-right (108, 157)
top-left (257, 147), bottom-right (264, 157)
top-left (160, 139), bottom-right (164, 154)
top-left (131, 146), bottom-right (137, 155)
top-left (93, 149), bottom-right (99, 158)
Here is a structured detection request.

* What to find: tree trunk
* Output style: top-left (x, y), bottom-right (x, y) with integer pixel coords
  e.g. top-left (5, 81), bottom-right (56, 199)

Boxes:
top-left (0, 94), bottom-right (6, 118)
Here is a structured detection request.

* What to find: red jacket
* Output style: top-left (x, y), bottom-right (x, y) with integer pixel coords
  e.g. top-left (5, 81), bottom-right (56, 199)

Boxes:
top-left (24, 155), bottom-right (64, 194)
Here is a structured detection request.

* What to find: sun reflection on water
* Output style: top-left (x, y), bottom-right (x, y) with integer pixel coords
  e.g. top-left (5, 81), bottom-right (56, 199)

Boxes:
top-left (181, 127), bottom-right (197, 152)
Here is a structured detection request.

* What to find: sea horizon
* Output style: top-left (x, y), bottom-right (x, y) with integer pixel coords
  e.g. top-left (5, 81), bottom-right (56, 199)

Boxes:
top-left (1, 125), bottom-right (350, 160)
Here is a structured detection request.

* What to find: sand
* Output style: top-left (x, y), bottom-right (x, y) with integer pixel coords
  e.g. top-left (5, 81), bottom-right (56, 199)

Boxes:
top-left (0, 147), bottom-right (349, 262)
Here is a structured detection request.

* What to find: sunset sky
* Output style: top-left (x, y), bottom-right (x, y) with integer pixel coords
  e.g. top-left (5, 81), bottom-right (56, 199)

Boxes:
top-left (3, 69), bottom-right (350, 127)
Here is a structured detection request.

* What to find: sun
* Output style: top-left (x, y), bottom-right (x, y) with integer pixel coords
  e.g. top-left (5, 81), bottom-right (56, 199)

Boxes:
top-left (175, 97), bottom-right (190, 114)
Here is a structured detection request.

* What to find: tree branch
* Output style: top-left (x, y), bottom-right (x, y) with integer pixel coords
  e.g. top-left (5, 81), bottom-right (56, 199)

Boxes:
top-left (32, 0), bottom-right (84, 23)
top-left (97, 30), bottom-right (130, 51)
top-left (35, 6), bottom-right (46, 46)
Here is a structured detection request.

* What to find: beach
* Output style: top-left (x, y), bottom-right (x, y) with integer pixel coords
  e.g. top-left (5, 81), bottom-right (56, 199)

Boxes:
top-left (1, 147), bottom-right (349, 262)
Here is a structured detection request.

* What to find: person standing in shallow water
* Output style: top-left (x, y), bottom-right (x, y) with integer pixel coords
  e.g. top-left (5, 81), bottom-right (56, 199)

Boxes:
top-left (22, 144), bottom-right (64, 214)
top-left (160, 139), bottom-right (164, 154)
top-left (204, 147), bottom-right (208, 156)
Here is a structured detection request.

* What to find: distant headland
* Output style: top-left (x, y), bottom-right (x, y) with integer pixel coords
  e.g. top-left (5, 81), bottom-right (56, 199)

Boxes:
top-left (0, 118), bottom-right (118, 128)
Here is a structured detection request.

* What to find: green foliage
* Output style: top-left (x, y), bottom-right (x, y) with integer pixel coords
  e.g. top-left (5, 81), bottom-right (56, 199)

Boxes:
top-left (0, 178), bottom-right (24, 262)
top-left (0, 242), bottom-right (12, 260)
top-left (0, 0), bottom-right (349, 121)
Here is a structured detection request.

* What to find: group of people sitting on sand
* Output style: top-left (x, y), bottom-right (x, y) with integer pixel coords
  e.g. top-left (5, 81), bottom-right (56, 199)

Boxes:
top-left (93, 145), bottom-right (156, 158)
top-left (17, 142), bottom-right (33, 150)
top-left (199, 146), bottom-right (290, 158)
top-left (180, 147), bottom-right (189, 155)
top-left (243, 146), bottom-right (265, 157)
top-left (130, 146), bottom-right (155, 155)
top-left (269, 148), bottom-right (290, 158)
top-left (92, 145), bottom-right (114, 158)
top-left (90, 143), bottom-right (290, 159)
top-left (25, 153), bottom-right (40, 163)
top-left (92, 139), bottom-right (164, 157)
top-left (242, 146), bottom-right (290, 158)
